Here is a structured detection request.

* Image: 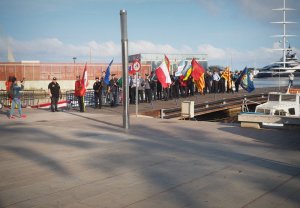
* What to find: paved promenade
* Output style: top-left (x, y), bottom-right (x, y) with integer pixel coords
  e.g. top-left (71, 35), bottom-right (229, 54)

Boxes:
top-left (0, 107), bottom-right (299, 208)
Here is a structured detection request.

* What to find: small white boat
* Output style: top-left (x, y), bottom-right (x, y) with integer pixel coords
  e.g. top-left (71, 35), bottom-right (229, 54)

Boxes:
top-left (255, 91), bottom-right (300, 117)
top-left (238, 89), bottom-right (300, 128)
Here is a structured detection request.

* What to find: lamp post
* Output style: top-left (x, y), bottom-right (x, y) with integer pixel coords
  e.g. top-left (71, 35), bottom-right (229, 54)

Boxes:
top-left (73, 57), bottom-right (77, 78)
top-left (120, 9), bottom-right (129, 129)
top-left (73, 57), bottom-right (77, 64)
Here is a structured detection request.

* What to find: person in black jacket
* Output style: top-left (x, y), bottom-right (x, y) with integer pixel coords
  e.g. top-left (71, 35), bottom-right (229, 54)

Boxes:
top-left (48, 77), bottom-right (62, 112)
top-left (93, 77), bottom-right (103, 109)
top-left (108, 74), bottom-right (119, 107)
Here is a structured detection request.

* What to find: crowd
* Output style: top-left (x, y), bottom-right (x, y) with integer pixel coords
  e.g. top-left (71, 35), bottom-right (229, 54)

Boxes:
top-left (126, 70), bottom-right (242, 104)
top-left (5, 69), bottom-right (244, 118)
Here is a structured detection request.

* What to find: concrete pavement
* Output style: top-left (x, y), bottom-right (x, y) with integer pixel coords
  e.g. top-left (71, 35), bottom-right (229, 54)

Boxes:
top-left (0, 108), bottom-right (299, 208)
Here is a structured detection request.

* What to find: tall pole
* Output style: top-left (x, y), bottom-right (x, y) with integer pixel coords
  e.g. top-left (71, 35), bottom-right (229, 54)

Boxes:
top-left (120, 10), bottom-right (129, 129)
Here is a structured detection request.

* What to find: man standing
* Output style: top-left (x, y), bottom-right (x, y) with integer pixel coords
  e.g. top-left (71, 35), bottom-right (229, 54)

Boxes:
top-left (75, 75), bottom-right (85, 112)
top-left (9, 77), bottom-right (26, 119)
top-left (138, 74), bottom-right (145, 103)
top-left (48, 77), bottom-right (61, 112)
top-left (144, 73), bottom-right (152, 103)
top-left (289, 73), bottom-right (294, 87)
top-left (93, 77), bottom-right (103, 109)
top-left (212, 71), bottom-right (220, 93)
top-left (108, 74), bottom-right (119, 107)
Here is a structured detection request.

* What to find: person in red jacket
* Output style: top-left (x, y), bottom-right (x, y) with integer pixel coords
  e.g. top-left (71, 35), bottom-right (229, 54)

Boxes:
top-left (75, 75), bottom-right (85, 112)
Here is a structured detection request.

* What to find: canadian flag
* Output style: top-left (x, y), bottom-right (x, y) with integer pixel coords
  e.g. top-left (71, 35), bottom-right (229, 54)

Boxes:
top-left (155, 55), bottom-right (171, 88)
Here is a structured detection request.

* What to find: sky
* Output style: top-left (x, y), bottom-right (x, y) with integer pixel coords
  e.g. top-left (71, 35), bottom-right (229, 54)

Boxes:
top-left (0, 0), bottom-right (299, 70)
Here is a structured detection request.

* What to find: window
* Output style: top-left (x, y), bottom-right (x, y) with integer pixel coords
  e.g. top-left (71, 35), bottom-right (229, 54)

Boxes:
top-left (288, 108), bottom-right (295, 115)
top-left (269, 94), bottom-right (280, 101)
top-left (281, 94), bottom-right (296, 102)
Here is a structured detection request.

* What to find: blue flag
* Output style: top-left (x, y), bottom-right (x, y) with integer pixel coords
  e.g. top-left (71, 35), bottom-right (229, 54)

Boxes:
top-left (236, 67), bottom-right (255, 93)
top-left (104, 59), bottom-right (114, 85)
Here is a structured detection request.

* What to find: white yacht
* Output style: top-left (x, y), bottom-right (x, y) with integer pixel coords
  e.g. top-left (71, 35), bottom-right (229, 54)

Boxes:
top-left (256, 46), bottom-right (300, 78)
top-left (255, 0), bottom-right (299, 78)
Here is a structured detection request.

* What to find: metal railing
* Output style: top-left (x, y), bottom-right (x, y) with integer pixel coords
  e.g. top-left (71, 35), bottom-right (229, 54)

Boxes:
top-left (0, 90), bottom-right (47, 108)
top-left (65, 89), bottom-right (122, 108)
top-left (160, 93), bottom-right (268, 119)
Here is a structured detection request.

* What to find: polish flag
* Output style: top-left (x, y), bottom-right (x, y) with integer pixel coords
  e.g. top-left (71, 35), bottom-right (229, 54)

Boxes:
top-left (156, 56), bottom-right (171, 88)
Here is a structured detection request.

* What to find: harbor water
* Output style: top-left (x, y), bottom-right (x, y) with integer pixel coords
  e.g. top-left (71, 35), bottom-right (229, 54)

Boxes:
top-left (254, 77), bottom-right (300, 88)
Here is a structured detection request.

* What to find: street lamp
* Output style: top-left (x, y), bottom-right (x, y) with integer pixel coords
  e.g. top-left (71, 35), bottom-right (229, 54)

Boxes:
top-left (72, 57), bottom-right (77, 78)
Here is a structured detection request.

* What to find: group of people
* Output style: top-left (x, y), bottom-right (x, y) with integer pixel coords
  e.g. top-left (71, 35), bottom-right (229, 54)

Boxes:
top-left (47, 71), bottom-right (120, 113)
top-left (126, 70), bottom-right (243, 104)
top-left (47, 69), bottom-right (245, 112)
top-left (6, 69), bottom-right (244, 117)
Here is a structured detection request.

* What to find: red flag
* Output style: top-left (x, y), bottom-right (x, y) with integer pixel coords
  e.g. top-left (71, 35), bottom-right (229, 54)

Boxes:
top-left (191, 58), bottom-right (205, 81)
top-left (191, 58), bottom-right (205, 93)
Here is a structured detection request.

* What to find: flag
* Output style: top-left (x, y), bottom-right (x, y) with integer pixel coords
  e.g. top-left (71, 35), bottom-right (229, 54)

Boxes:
top-left (155, 56), bottom-right (171, 88)
top-left (191, 58), bottom-right (205, 81)
top-left (164, 55), bottom-right (170, 71)
top-left (128, 64), bottom-right (135, 75)
top-left (104, 59), bottom-right (114, 85)
top-left (221, 67), bottom-right (231, 81)
top-left (236, 67), bottom-right (255, 93)
top-left (194, 76), bottom-right (205, 93)
top-left (191, 58), bottom-right (205, 92)
top-left (222, 67), bottom-right (232, 90)
top-left (175, 60), bottom-right (187, 77)
top-left (81, 63), bottom-right (88, 94)
top-left (183, 65), bottom-right (192, 81)
top-left (117, 77), bottom-right (123, 87)
top-left (181, 62), bottom-right (191, 78)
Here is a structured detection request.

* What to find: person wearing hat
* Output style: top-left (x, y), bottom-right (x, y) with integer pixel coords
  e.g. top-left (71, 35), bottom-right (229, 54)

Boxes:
top-left (48, 77), bottom-right (62, 112)
top-left (108, 73), bottom-right (119, 107)
top-left (93, 76), bottom-right (103, 109)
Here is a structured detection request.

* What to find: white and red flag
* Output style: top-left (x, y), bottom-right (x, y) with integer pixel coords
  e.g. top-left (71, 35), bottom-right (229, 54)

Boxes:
top-left (81, 63), bottom-right (88, 94)
top-left (155, 55), bottom-right (171, 88)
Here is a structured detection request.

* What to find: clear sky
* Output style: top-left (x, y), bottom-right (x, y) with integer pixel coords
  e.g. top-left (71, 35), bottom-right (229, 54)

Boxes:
top-left (0, 0), bottom-right (299, 70)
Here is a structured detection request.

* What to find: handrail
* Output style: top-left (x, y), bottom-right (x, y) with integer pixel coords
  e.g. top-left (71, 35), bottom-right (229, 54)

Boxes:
top-left (161, 93), bottom-right (268, 119)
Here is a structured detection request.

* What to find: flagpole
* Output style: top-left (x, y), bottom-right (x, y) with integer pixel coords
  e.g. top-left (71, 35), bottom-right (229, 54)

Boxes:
top-left (120, 9), bottom-right (129, 129)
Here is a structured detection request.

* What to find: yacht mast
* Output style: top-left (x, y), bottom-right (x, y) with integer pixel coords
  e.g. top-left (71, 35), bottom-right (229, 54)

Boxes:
top-left (272, 0), bottom-right (296, 90)
top-left (272, 0), bottom-right (296, 69)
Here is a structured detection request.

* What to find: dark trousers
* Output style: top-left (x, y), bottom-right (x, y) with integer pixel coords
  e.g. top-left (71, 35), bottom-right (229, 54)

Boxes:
top-left (235, 82), bottom-right (239, 92)
top-left (77, 96), bottom-right (84, 112)
top-left (163, 88), bottom-right (169, 101)
top-left (212, 81), bottom-right (219, 93)
top-left (50, 96), bottom-right (59, 111)
top-left (151, 87), bottom-right (157, 101)
top-left (131, 87), bottom-right (136, 104)
top-left (110, 91), bottom-right (118, 107)
top-left (138, 90), bottom-right (144, 103)
top-left (94, 93), bottom-right (102, 108)
top-left (145, 89), bottom-right (152, 103)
